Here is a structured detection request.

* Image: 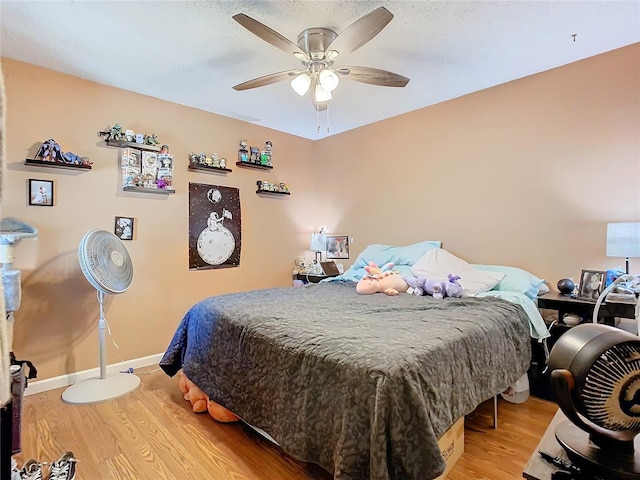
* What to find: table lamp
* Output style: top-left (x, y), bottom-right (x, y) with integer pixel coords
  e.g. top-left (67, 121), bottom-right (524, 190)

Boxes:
top-left (606, 222), bottom-right (640, 274)
top-left (310, 229), bottom-right (326, 264)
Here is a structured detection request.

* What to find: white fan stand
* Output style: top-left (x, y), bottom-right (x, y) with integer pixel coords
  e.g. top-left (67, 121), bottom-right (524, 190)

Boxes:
top-left (62, 229), bottom-right (140, 405)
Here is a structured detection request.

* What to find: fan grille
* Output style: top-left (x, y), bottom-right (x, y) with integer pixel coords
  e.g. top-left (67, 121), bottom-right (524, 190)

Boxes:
top-left (78, 229), bottom-right (133, 295)
top-left (583, 341), bottom-right (640, 432)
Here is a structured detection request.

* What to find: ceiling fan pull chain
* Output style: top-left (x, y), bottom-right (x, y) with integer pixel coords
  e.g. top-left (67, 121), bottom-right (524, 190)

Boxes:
top-left (327, 103), bottom-right (330, 134)
top-left (317, 107), bottom-right (320, 133)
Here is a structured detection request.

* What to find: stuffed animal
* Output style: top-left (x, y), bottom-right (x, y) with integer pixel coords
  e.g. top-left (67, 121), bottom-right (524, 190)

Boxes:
top-left (424, 274), bottom-right (464, 299)
top-left (356, 261), bottom-right (409, 296)
top-left (178, 371), bottom-right (240, 423)
top-left (444, 274), bottom-right (464, 298)
top-left (402, 276), bottom-right (427, 296)
top-left (424, 279), bottom-right (446, 299)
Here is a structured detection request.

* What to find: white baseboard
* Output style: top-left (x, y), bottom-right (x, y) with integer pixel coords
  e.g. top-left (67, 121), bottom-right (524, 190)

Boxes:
top-left (24, 353), bottom-right (164, 396)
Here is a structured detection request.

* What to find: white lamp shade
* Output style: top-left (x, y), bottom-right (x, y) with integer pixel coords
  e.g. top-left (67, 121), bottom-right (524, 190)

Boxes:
top-left (291, 73), bottom-right (311, 96)
top-left (310, 232), bottom-right (326, 252)
top-left (314, 84), bottom-right (332, 102)
top-left (606, 222), bottom-right (640, 258)
top-left (319, 69), bottom-right (339, 92)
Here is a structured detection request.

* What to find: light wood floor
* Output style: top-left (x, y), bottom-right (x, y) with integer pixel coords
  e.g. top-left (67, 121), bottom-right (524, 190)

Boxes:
top-left (14, 368), bottom-right (557, 479)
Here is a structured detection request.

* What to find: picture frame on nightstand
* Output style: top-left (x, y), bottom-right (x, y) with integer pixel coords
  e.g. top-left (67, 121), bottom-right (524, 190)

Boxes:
top-left (578, 269), bottom-right (606, 301)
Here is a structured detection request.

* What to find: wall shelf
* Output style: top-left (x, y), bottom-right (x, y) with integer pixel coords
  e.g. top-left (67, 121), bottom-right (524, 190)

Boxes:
top-left (236, 161), bottom-right (273, 170)
top-left (189, 164), bottom-right (232, 174)
top-left (256, 190), bottom-right (290, 196)
top-left (123, 186), bottom-right (175, 195)
top-left (24, 158), bottom-right (92, 171)
top-left (105, 139), bottom-right (161, 152)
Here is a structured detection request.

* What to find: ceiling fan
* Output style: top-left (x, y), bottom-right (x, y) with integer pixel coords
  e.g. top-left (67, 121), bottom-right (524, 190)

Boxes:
top-left (232, 6), bottom-right (410, 111)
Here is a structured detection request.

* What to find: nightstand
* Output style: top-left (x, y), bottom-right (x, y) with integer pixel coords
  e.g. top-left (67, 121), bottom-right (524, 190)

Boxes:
top-left (537, 291), bottom-right (636, 326)
top-left (295, 273), bottom-right (339, 284)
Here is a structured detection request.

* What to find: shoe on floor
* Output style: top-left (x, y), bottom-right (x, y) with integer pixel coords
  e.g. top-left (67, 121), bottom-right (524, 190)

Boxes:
top-left (11, 457), bottom-right (22, 480)
top-left (19, 459), bottom-right (44, 480)
top-left (48, 451), bottom-right (78, 480)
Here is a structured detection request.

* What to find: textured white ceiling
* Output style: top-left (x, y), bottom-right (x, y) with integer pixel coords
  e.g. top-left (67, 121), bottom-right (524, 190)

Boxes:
top-left (1, 1), bottom-right (638, 140)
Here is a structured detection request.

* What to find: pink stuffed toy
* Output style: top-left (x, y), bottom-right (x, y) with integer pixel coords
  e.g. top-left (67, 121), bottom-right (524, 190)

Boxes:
top-left (356, 261), bottom-right (410, 296)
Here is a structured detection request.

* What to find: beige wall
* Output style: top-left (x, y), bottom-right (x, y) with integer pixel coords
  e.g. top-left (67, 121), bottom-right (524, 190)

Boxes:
top-left (315, 43), bottom-right (639, 283)
top-left (2, 43), bottom-right (639, 382)
top-left (2, 58), bottom-right (317, 380)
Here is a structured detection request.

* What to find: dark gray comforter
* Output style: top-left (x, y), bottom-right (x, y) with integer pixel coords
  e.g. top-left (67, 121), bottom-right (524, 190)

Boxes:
top-left (160, 281), bottom-right (531, 480)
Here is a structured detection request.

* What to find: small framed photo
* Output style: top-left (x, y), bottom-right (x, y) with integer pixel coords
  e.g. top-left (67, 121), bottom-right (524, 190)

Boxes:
top-left (326, 235), bottom-right (349, 259)
top-left (578, 269), bottom-right (606, 300)
top-left (114, 216), bottom-right (134, 241)
top-left (28, 179), bottom-right (54, 206)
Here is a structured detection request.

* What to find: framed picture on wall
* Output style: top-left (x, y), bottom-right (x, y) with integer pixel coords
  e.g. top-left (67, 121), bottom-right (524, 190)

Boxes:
top-left (114, 216), bottom-right (134, 241)
top-left (326, 235), bottom-right (349, 259)
top-left (578, 269), bottom-right (606, 301)
top-left (28, 179), bottom-right (54, 206)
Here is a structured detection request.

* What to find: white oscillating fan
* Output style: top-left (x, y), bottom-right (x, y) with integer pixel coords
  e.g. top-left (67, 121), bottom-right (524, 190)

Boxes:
top-left (62, 229), bottom-right (140, 404)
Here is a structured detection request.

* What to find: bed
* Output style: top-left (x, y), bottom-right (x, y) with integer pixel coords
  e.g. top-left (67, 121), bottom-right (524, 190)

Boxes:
top-left (160, 278), bottom-right (538, 480)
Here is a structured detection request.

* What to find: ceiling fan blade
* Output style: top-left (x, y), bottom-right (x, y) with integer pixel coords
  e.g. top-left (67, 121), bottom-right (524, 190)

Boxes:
top-left (310, 76), bottom-right (328, 112)
top-left (337, 66), bottom-right (410, 87)
top-left (233, 13), bottom-right (304, 56)
top-left (233, 70), bottom-right (301, 91)
top-left (325, 6), bottom-right (393, 58)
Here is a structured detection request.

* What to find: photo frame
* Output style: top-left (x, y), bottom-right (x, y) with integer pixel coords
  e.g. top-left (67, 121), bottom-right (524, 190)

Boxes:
top-left (578, 269), bottom-right (606, 300)
top-left (326, 235), bottom-right (349, 259)
top-left (114, 216), bottom-right (134, 241)
top-left (28, 179), bottom-right (54, 206)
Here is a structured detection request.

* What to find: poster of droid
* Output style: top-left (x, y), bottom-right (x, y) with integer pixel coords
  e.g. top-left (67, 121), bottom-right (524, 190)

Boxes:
top-left (189, 183), bottom-right (241, 270)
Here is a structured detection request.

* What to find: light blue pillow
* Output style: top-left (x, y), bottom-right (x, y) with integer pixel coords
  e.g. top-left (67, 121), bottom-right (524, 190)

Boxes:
top-left (336, 241), bottom-right (442, 282)
top-left (472, 264), bottom-right (546, 299)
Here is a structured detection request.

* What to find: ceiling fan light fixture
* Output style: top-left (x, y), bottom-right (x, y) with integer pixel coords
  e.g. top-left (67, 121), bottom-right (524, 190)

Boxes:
top-left (319, 69), bottom-right (339, 92)
top-left (291, 73), bottom-right (311, 96)
top-left (314, 84), bottom-right (332, 102)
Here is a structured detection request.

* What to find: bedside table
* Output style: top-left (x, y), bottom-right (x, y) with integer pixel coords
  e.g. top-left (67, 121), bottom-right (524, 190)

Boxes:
top-left (537, 291), bottom-right (636, 326)
top-left (295, 273), bottom-right (339, 284)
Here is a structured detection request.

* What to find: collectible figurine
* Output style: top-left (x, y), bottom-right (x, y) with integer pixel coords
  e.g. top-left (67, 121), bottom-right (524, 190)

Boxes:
top-left (219, 157), bottom-right (227, 169)
top-left (97, 124), bottom-right (123, 142)
top-left (250, 146), bottom-right (260, 163)
top-left (144, 133), bottom-right (159, 146)
top-left (35, 138), bottom-right (63, 162)
top-left (261, 140), bottom-right (272, 166)
top-left (125, 129), bottom-right (136, 142)
top-left (160, 144), bottom-right (169, 154)
top-left (198, 151), bottom-right (207, 165)
top-left (238, 139), bottom-right (249, 163)
top-left (257, 180), bottom-right (263, 191)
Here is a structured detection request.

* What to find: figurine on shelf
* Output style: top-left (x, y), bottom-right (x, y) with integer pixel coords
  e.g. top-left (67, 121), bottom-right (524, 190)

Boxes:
top-left (135, 133), bottom-right (144, 144)
top-left (198, 151), bottom-right (207, 165)
top-left (238, 139), bottom-right (249, 163)
top-left (62, 151), bottom-right (83, 165)
top-left (35, 138), bottom-right (63, 162)
top-left (160, 144), bottom-right (169, 154)
top-left (144, 133), bottom-right (159, 146)
top-left (219, 157), bottom-right (227, 169)
top-left (211, 154), bottom-right (220, 168)
top-left (189, 153), bottom-right (199, 166)
top-left (261, 141), bottom-right (272, 166)
top-left (125, 130), bottom-right (136, 142)
top-left (98, 123), bottom-right (123, 142)
top-left (257, 180), bottom-right (263, 191)
top-left (250, 146), bottom-right (260, 163)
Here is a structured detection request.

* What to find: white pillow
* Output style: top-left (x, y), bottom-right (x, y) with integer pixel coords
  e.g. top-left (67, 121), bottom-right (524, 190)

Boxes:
top-left (410, 249), bottom-right (505, 296)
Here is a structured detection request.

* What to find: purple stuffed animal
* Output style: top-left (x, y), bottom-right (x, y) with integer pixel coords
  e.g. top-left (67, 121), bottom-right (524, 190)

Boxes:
top-left (424, 274), bottom-right (463, 299)
top-left (444, 274), bottom-right (463, 298)
top-left (402, 276), bottom-right (427, 296)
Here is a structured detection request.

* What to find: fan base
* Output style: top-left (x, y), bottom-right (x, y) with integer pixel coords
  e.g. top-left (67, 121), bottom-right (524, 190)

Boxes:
top-left (555, 421), bottom-right (640, 480)
top-left (61, 373), bottom-right (141, 405)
